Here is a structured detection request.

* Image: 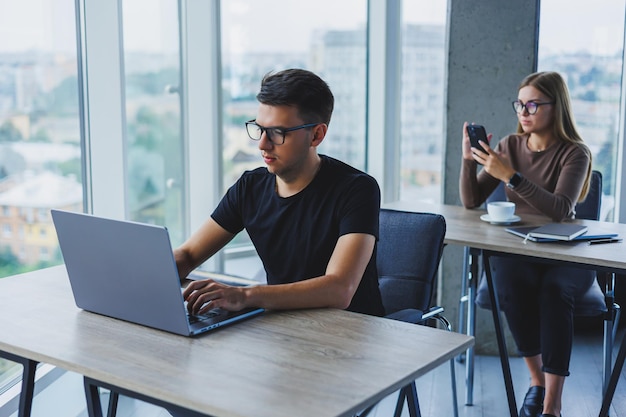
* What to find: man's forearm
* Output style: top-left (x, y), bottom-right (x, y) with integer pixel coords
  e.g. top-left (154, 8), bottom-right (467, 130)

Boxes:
top-left (244, 274), bottom-right (356, 311)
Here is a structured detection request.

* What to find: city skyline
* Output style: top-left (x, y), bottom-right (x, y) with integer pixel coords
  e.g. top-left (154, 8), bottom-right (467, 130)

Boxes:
top-left (0, 4), bottom-right (623, 276)
top-left (0, 0), bottom-right (624, 56)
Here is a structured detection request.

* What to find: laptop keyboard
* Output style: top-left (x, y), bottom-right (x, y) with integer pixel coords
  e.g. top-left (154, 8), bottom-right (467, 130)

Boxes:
top-left (187, 309), bottom-right (221, 324)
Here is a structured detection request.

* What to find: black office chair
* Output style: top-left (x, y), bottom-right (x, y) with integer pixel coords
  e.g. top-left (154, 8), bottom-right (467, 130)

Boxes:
top-left (358, 208), bottom-right (458, 417)
top-left (467, 170), bottom-right (621, 399)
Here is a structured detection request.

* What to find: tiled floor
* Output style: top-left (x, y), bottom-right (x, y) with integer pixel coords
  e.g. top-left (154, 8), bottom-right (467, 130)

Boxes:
top-left (401, 321), bottom-right (626, 417)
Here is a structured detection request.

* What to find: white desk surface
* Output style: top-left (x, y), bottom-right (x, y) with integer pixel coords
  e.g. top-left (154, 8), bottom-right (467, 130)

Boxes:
top-left (385, 201), bottom-right (626, 273)
top-left (0, 266), bottom-right (473, 417)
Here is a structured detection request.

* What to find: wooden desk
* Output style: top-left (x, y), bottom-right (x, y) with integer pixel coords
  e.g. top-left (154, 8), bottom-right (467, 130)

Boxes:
top-left (386, 201), bottom-right (626, 417)
top-left (0, 266), bottom-right (473, 417)
top-left (386, 201), bottom-right (625, 270)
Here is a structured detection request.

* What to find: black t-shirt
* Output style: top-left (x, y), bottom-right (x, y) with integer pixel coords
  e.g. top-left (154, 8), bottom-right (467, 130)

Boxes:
top-left (211, 154), bottom-right (384, 316)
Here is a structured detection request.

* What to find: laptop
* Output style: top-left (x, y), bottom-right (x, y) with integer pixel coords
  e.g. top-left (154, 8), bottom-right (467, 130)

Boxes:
top-left (51, 209), bottom-right (264, 336)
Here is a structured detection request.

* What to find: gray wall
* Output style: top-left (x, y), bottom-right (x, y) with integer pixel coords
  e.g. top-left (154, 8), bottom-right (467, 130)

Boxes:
top-left (441, 0), bottom-right (540, 354)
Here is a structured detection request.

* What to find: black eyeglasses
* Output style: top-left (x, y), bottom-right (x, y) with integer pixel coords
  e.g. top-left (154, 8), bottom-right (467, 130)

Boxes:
top-left (245, 119), bottom-right (319, 145)
top-left (512, 100), bottom-right (555, 115)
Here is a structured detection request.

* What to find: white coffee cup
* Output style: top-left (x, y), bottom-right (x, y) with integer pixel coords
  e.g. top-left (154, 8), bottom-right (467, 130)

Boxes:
top-left (487, 201), bottom-right (516, 221)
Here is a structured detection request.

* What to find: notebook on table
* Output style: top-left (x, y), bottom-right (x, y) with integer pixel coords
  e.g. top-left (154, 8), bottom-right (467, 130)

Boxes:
top-left (506, 225), bottom-right (618, 243)
top-left (526, 223), bottom-right (588, 241)
top-left (51, 209), bottom-right (264, 336)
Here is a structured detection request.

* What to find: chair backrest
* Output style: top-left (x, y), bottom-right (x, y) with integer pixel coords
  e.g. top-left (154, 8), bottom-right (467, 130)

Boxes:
top-left (377, 209), bottom-right (446, 315)
top-left (574, 170), bottom-right (602, 221)
top-left (573, 170), bottom-right (606, 314)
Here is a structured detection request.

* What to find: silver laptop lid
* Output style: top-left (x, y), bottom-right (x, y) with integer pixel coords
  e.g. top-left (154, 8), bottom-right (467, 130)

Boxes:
top-left (51, 209), bottom-right (193, 335)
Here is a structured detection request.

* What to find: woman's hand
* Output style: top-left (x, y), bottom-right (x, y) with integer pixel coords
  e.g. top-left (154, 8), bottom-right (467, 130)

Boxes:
top-left (462, 122), bottom-right (475, 161)
top-left (462, 122), bottom-right (493, 161)
top-left (473, 142), bottom-right (516, 183)
top-left (462, 122), bottom-right (515, 182)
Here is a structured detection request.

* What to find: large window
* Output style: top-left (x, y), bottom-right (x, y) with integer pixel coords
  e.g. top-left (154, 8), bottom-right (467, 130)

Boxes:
top-left (3, 0), bottom-right (626, 411)
top-left (219, 0), bottom-right (368, 277)
top-left (122, 0), bottom-right (186, 246)
top-left (0, 0), bottom-right (82, 395)
top-left (220, 0), bottom-right (368, 184)
top-left (399, 0), bottom-right (447, 203)
top-left (538, 0), bottom-right (626, 221)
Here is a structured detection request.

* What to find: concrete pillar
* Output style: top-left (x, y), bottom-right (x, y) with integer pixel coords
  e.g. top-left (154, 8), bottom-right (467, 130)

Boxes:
top-left (441, 0), bottom-right (539, 355)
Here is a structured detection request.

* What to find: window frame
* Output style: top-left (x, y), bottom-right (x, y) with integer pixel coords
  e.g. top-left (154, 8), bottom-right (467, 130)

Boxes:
top-left (78, 0), bottom-right (626, 262)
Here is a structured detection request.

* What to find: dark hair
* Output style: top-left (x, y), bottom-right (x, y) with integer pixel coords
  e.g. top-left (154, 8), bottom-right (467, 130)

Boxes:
top-left (256, 69), bottom-right (334, 125)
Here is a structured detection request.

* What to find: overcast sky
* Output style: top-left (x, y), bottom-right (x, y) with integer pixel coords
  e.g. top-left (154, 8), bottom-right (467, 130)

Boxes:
top-left (0, 0), bottom-right (623, 56)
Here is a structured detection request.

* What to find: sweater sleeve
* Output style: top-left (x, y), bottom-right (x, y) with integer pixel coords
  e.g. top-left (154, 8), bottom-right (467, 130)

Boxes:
top-left (459, 144), bottom-right (505, 209)
top-left (511, 146), bottom-right (589, 221)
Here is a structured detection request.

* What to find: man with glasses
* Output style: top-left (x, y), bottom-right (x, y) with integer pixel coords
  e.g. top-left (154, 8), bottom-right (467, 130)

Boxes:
top-left (175, 68), bottom-right (384, 318)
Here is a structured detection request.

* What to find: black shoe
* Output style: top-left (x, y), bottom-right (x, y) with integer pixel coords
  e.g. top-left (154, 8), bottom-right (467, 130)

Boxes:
top-left (519, 386), bottom-right (545, 417)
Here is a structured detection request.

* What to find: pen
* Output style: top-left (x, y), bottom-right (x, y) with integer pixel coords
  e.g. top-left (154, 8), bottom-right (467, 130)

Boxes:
top-left (588, 238), bottom-right (623, 245)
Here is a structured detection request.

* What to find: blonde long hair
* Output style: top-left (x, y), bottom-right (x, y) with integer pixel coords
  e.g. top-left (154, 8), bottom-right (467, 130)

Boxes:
top-left (516, 71), bottom-right (592, 201)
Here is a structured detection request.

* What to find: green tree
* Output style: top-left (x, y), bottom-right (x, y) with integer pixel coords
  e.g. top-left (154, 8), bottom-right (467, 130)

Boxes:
top-left (0, 146), bottom-right (26, 178)
top-left (31, 128), bottom-right (52, 143)
top-left (126, 105), bottom-right (182, 229)
top-left (55, 157), bottom-right (82, 182)
top-left (0, 246), bottom-right (63, 279)
top-left (126, 68), bottom-right (179, 97)
top-left (0, 246), bottom-right (25, 278)
top-left (36, 76), bottom-right (79, 117)
top-left (0, 121), bottom-right (23, 143)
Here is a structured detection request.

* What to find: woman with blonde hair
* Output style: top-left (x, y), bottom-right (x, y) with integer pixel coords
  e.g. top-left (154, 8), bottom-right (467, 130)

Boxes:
top-left (460, 71), bottom-right (593, 417)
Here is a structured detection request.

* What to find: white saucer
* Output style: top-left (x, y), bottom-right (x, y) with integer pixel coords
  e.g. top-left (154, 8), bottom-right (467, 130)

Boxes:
top-left (480, 214), bottom-right (521, 225)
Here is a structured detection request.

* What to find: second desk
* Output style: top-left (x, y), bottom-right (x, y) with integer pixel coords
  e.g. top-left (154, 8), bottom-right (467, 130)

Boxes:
top-left (385, 200), bottom-right (626, 417)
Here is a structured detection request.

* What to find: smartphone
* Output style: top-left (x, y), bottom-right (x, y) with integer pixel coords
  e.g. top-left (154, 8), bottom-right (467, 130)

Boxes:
top-left (466, 124), bottom-right (488, 153)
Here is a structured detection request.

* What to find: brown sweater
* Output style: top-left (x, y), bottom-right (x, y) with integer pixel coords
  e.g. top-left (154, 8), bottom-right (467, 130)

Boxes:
top-left (459, 134), bottom-right (590, 221)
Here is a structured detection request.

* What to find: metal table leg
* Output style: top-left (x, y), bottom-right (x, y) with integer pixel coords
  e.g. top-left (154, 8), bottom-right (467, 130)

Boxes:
top-left (0, 351), bottom-right (38, 417)
top-left (599, 327), bottom-right (626, 417)
top-left (602, 272), bottom-right (616, 397)
top-left (83, 376), bottom-right (208, 417)
top-left (464, 247), bottom-right (480, 406)
top-left (404, 382), bottom-right (422, 417)
top-left (84, 377), bottom-right (104, 417)
top-left (483, 253), bottom-right (518, 417)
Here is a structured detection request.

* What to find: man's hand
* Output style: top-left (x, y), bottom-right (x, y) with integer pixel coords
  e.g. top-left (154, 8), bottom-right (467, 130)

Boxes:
top-left (183, 279), bottom-right (248, 314)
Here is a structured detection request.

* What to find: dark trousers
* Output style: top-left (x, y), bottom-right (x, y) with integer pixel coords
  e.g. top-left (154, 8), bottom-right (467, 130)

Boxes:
top-left (489, 256), bottom-right (595, 376)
